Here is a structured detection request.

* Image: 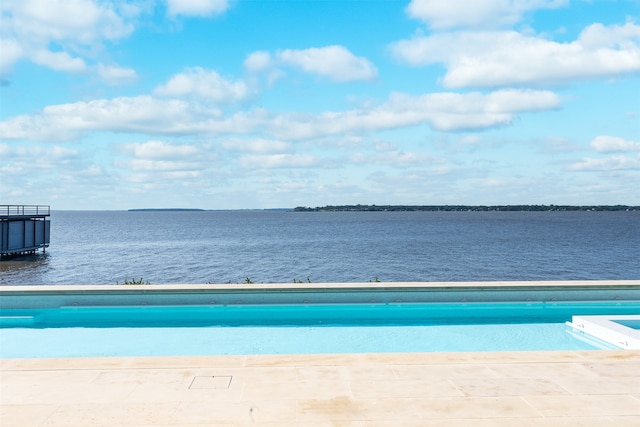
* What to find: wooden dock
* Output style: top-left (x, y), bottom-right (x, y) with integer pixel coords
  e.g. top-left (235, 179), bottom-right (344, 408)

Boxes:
top-left (0, 205), bottom-right (50, 258)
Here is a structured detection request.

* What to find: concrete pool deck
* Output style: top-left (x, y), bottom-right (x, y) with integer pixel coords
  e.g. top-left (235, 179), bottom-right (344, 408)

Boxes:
top-left (2, 351), bottom-right (640, 426)
top-left (1, 281), bottom-right (639, 425)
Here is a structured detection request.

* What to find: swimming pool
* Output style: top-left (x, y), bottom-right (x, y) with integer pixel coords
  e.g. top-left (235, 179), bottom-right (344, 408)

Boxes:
top-left (1, 281), bottom-right (638, 358)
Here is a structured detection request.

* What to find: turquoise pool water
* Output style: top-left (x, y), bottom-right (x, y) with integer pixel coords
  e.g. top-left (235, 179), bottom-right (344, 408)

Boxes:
top-left (3, 301), bottom-right (640, 328)
top-left (2, 301), bottom-right (637, 357)
top-left (615, 319), bottom-right (640, 330)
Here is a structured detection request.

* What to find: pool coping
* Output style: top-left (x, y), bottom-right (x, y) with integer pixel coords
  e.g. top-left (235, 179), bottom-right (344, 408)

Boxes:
top-left (1, 348), bottom-right (638, 370)
top-left (2, 279), bottom-right (639, 294)
top-left (2, 280), bottom-right (639, 310)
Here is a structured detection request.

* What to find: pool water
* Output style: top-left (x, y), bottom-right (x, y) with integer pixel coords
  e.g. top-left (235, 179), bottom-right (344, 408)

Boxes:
top-left (1, 301), bottom-right (637, 358)
top-left (0, 323), bottom-right (614, 358)
top-left (615, 319), bottom-right (640, 330)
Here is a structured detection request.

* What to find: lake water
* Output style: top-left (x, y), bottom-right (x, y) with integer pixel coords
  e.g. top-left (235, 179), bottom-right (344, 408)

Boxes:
top-left (0, 210), bottom-right (638, 285)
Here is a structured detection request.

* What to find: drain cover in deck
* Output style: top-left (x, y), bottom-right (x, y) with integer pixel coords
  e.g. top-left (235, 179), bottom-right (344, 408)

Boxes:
top-left (189, 376), bottom-right (232, 389)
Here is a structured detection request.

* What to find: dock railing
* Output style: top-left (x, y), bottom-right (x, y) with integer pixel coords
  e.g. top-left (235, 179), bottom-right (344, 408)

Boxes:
top-left (0, 205), bottom-right (50, 217)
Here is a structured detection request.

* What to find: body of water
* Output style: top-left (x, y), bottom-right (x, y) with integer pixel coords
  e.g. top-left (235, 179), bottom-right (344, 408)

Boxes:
top-left (1, 210), bottom-right (638, 285)
top-left (7, 301), bottom-right (637, 356)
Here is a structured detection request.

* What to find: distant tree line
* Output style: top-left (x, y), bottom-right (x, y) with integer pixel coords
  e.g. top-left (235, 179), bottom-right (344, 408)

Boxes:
top-left (294, 204), bottom-right (639, 212)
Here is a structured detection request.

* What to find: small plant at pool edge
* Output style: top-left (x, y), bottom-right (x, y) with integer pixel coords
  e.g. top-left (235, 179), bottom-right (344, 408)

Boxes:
top-left (118, 278), bottom-right (150, 285)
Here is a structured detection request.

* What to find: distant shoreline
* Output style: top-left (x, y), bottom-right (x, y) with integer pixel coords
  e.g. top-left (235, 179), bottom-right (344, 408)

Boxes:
top-left (127, 208), bottom-right (292, 212)
top-left (294, 205), bottom-right (639, 212)
top-left (128, 208), bottom-right (205, 212)
top-left (125, 206), bottom-right (639, 212)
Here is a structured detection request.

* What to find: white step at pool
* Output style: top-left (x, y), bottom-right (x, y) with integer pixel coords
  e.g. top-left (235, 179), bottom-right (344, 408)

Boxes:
top-left (567, 315), bottom-right (640, 350)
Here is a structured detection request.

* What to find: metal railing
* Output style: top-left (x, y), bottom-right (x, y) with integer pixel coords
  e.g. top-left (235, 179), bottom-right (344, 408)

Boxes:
top-left (0, 205), bottom-right (51, 217)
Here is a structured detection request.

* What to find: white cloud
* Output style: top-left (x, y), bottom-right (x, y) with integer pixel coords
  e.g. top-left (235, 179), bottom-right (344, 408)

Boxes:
top-left (246, 45), bottom-right (378, 83)
top-left (0, 39), bottom-right (23, 73)
top-left (460, 135), bottom-right (482, 145)
top-left (154, 67), bottom-right (251, 103)
top-left (166, 0), bottom-right (230, 17)
top-left (221, 138), bottom-right (290, 153)
top-left (277, 46), bottom-right (377, 82)
top-left (405, 0), bottom-right (567, 30)
top-left (0, 143), bottom-right (79, 178)
top-left (243, 51), bottom-right (284, 85)
top-left (590, 136), bottom-right (640, 153)
top-left (164, 170), bottom-right (202, 179)
top-left (0, 96), bottom-right (205, 141)
top-left (97, 63), bottom-right (138, 86)
top-left (390, 22), bottom-right (640, 88)
top-left (570, 155), bottom-right (640, 171)
top-left (78, 165), bottom-right (105, 177)
top-left (129, 159), bottom-right (202, 171)
top-left (125, 140), bottom-right (199, 160)
top-left (31, 49), bottom-right (86, 72)
top-left (538, 136), bottom-right (580, 153)
top-left (243, 51), bottom-right (272, 72)
top-left (269, 89), bottom-right (561, 139)
top-left (579, 22), bottom-right (640, 48)
top-left (4, 0), bottom-right (135, 45)
top-left (116, 141), bottom-right (210, 182)
top-left (571, 135), bottom-right (640, 172)
top-left (0, 89), bottom-right (561, 141)
top-left (239, 154), bottom-right (318, 169)
top-left (0, 143), bottom-right (77, 160)
top-left (349, 150), bottom-right (437, 168)
top-left (1, 0), bottom-right (139, 79)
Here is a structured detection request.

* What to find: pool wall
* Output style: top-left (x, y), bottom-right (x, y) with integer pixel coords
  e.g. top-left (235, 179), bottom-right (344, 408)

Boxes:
top-left (1, 280), bottom-right (638, 309)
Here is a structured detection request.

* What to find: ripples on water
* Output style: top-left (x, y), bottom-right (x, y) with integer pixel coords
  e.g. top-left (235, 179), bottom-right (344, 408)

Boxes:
top-left (1, 210), bottom-right (638, 285)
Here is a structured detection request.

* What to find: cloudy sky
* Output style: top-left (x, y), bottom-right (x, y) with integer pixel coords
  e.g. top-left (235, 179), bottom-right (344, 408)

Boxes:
top-left (1, 0), bottom-right (639, 210)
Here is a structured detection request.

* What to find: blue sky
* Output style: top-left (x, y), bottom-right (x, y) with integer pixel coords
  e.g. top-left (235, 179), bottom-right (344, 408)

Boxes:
top-left (1, 0), bottom-right (639, 210)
